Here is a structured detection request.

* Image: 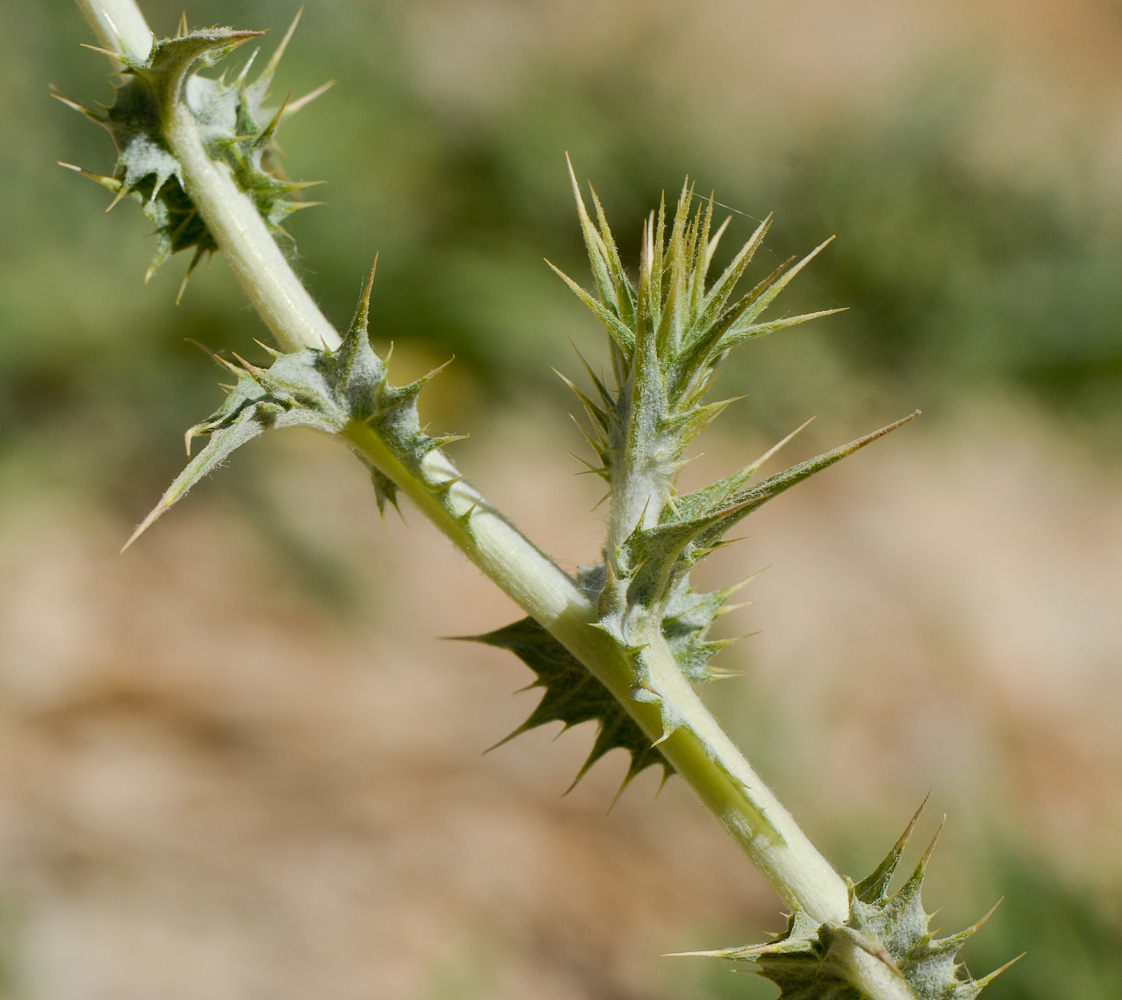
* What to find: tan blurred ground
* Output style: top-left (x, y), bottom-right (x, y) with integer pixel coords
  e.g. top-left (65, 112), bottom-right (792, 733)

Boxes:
top-left (4, 0), bottom-right (1122, 997)
top-left (2, 400), bottom-right (1120, 999)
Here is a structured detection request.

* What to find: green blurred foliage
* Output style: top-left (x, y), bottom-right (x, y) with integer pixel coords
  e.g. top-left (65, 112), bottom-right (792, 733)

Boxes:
top-left (763, 100), bottom-right (1122, 443)
top-left (10, 1), bottom-right (1122, 519)
top-left (964, 849), bottom-right (1122, 1000)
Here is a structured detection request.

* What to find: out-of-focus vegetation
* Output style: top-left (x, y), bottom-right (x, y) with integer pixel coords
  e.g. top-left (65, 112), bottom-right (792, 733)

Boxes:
top-left (3, 1), bottom-right (1121, 998)
top-left (13, 1), bottom-right (1122, 488)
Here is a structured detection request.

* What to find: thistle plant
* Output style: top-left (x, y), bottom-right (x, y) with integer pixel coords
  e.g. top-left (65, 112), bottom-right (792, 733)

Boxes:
top-left (59, 3), bottom-right (1017, 997)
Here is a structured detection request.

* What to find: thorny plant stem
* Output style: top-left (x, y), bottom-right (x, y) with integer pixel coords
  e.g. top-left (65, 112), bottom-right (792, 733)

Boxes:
top-left (158, 67), bottom-right (341, 353)
top-left (344, 424), bottom-right (851, 924)
top-left (75, 0), bottom-right (860, 940)
top-left (79, 0), bottom-right (339, 353)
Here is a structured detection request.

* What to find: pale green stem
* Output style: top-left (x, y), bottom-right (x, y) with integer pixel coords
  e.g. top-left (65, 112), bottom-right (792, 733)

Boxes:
top-left (641, 638), bottom-right (849, 922)
top-left (71, 1), bottom-right (925, 990)
top-left (157, 67), bottom-right (340, 353)
top-left (77, 0), bottom-right (152, 64)
top-left (344, 421), bottom-right (849, 926)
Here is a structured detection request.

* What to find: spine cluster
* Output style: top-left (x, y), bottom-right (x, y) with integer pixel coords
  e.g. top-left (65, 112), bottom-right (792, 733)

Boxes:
top-left (58, 20), bottom-right (326, 290)
top-left (524, 169), bottom-right (916, 778)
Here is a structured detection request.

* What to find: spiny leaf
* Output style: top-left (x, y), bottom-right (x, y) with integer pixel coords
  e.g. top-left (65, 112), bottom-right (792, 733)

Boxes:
top-left (123, 350), bottom-right (342, 549)
top-left (695, 213), bottom-right (772, 330)
top-left (616, 412), bottom-right (919, 618)
top-left (566, 155), bottom-right (625, 322)
top-left (722, 306), bottom-right (848, 347)
top-left (468, 617), bottom-right (672, 789)
top-left (670, 417), bottom-right (814, 523)
top-left (680, 802), bottom-right (1015, 1000)
top-left (587, 183), bottom-right (637, 330)
top-left (125, 268), bottom-right (460, 548)
top-left (684, 411), bottom-right (921, 554)
top-left (548, 260), bottom-right (636, 354)
top-left (723, 237), bottom-right (835, 343)
top-left (246, 7), bottom-right (301, 104)
top-left (854, 793), bottom-right (930, 904)
top-left (558, 173), bottom-right (924, 696)
top-left (369, 467), bottom-right (401, 519)
top-left (62, 21), bottom-right (326, 282)
top-left (661, 582), bottom-right (747, 682)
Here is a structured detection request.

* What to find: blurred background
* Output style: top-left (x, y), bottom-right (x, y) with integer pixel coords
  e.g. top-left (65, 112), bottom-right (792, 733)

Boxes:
top-left (2, 0), bottom-right (1121, 996)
